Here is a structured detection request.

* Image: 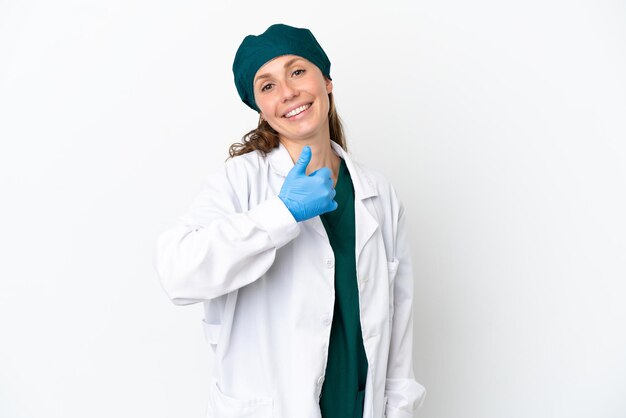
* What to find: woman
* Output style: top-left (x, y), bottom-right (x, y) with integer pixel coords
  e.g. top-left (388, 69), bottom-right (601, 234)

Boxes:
top-left (155, 23), bottom-right (425, 418)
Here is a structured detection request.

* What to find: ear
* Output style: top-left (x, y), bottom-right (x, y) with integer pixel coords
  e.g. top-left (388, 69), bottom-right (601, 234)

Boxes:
top-left (325, 77), bottom-right (333, 94)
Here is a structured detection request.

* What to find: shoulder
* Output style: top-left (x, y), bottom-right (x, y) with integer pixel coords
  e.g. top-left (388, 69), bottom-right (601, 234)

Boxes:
top-left (218, 149), bottom-right (273, 185)
top-left (349, 157), bottom-right (401, 200)
top-left (224, 149), bottom-right (268, 172)
top-left (191, 149), bottom-right (272, 216)
top-left (355, 161), bottom-right (393, 189)
top-left (198, 149), bottom-right (269, 199)
top-left (347, 155), bottom-right (404, 219)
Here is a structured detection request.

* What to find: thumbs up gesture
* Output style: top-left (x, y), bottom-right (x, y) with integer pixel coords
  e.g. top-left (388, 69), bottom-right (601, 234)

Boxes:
top-left (278, 146), bottom-right (338, 222)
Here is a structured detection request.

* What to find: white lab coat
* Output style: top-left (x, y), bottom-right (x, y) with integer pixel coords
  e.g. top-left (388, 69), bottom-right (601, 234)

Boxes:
top-left (154, 141), bottom-right (425, 418)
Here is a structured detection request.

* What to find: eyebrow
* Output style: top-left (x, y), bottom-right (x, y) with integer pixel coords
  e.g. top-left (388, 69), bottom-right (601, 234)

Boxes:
top-left (254, 58), bottom-right (303, 84)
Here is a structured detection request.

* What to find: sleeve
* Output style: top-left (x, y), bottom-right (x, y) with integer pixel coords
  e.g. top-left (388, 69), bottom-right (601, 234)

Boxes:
top-left (153, 163), bottom-right (300, 305)
top-left (385, 200), bottom-right (427, 418)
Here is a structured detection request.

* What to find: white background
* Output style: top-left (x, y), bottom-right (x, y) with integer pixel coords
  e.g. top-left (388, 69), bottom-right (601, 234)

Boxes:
top-left (1, 1), bottom-right (625, 417)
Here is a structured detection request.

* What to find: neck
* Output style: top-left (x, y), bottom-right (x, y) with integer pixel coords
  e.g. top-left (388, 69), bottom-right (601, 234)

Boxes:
top-left (280, 132), bottom-right (341, 184)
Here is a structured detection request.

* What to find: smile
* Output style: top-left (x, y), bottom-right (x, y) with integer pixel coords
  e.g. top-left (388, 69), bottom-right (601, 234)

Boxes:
top-left (283, 103), bottom-right (312, 118)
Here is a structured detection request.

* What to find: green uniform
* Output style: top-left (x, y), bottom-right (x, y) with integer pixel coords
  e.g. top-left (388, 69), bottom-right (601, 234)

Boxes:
top-left (319, 158), bottom-right (369, 418)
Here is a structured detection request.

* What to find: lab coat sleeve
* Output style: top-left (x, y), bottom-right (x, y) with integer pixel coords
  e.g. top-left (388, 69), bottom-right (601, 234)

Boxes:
top-left (154, 163), bottom-right (300, 305)
top-left (385, 201), bottom-right (426, 418)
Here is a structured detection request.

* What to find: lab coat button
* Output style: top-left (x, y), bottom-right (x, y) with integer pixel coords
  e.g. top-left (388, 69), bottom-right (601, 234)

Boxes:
top-left (322, 315), bottom-right (332, 326)
top-left (324, 258), bottom-right (334, 268)
top-left (317, 375), bottom-right (325, 385)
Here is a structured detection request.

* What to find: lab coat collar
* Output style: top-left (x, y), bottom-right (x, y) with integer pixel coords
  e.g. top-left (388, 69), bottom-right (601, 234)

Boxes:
top-left (267, 140), bottom-right (379, 261)
top-left (267, 141), bottom-right (378, 200)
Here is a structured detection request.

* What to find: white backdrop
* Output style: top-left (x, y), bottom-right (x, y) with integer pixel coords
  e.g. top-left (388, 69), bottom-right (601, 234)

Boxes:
top-left (1, 1), bottom-right (625, 417)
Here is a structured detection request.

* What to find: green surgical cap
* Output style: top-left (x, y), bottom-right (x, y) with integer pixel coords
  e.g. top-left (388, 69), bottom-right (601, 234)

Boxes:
top-left (233, 23), bottom-right (331, 112)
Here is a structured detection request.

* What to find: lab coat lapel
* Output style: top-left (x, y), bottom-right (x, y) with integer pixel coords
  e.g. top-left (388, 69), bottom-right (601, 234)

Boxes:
top-left (330, 142), bottom-right (379, 260)
top-left (354, 198), bottom-right (378, 260)
top-left (266, 141), bottom-right (380, 245)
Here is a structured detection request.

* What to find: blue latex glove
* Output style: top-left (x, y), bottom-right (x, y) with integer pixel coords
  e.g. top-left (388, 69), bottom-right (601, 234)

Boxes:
top-left (279, 146), bottom-right (338, 222)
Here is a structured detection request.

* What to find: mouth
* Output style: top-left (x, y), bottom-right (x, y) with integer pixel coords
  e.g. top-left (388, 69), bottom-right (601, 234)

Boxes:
top-left (282, 103), bottom-right (312, 119)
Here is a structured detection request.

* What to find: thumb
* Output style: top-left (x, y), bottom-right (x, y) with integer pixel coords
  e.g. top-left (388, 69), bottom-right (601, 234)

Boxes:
top-left (291, 145), bottom-right (312, 176)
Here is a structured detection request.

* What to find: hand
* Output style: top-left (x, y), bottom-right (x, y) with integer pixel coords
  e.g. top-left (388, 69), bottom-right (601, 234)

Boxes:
top-left (278, 146), bottom-right (338, 222)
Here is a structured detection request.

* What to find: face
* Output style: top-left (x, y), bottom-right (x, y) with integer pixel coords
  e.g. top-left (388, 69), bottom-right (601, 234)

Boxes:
top-left (253, 55), bottom-right (333, 143)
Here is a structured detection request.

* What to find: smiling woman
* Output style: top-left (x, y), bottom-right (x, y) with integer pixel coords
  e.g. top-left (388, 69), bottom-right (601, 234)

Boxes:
top-left (252, 55), bottom-right (334, 153)
top-left (154, 23), bottom-right (426, 418)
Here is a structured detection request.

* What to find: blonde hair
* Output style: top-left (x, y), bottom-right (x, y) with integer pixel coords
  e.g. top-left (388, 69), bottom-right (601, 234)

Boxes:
top-left (228, 92), bottom-right (346, 158)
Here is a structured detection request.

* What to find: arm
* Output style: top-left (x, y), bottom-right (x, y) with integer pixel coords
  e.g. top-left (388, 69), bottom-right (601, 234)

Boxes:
top-left (385, 202), bottom-right (426, 417)
top-left (154, 163), bottom-right (300, 305)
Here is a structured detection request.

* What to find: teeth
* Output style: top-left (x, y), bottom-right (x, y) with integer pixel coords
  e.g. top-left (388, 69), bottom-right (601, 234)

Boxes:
top-left (284, 104), bottom-right (311, 118)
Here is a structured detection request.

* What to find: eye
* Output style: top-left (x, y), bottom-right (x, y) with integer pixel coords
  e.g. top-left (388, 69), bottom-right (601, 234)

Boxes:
top-left (292, 69), bottom-right (305, 77)
top-left (260, 83), bottom-right (273, 92)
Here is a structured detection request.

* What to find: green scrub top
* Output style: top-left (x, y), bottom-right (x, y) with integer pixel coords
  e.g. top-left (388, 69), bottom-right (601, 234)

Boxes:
top-left (319, 158), bottom-right (368, 418)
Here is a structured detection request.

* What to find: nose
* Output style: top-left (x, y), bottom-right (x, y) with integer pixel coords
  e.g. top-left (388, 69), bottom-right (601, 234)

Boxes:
top-left (280, 80), bottom-right (298, 102)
